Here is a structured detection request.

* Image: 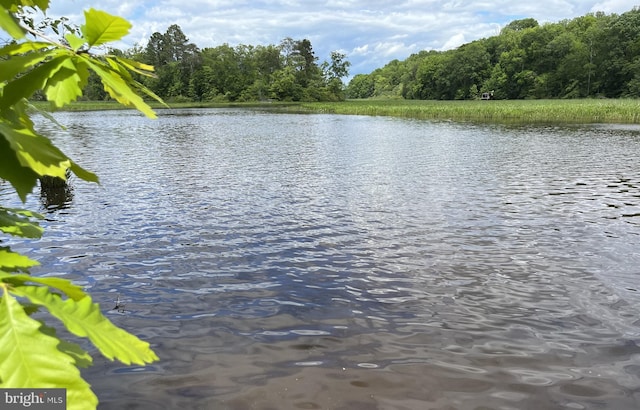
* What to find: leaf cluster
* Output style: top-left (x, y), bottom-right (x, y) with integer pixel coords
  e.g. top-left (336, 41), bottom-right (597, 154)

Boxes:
top-left (1, 2), bottom-right (160, 409)
top-left (1, 7), bottom-right (167, 198)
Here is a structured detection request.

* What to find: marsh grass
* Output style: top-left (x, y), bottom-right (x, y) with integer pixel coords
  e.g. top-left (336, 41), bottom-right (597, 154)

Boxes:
top-left (299, 99), bottom-right (640, 124)
top-left (33, 100), bottom-right (298, 112)
top-left (35, 99), bottom-right (640, 124)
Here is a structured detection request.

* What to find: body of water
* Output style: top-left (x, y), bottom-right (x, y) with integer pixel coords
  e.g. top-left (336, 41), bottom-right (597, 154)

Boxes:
top-left (3, 109), bottom-right (640, 409)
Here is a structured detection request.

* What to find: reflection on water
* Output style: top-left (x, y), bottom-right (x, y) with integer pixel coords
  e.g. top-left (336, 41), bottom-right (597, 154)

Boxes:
top-left (39, 174), bottom-right (74, 212)
top-left (3, 109), bottom-right (640, 409)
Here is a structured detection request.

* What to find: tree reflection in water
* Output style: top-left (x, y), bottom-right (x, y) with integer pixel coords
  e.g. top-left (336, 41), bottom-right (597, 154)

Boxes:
top-left (39, 171), bottom-right (73, 211)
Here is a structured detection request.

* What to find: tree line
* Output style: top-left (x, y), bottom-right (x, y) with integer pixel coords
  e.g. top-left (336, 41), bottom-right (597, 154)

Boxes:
top-left (347, 8), bottom-right (640, 100)
top-left (83, 25), bottom-right (351, 102)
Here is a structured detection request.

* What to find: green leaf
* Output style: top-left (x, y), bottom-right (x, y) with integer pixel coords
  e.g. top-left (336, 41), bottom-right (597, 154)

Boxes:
top-left (107, 57), bottom-right (169, 108)
top-left (0, 41), bottom-right (52, 56)
top-left (64, 33), bottom-right (85, 51)
top-left (21, 303), bottom-right (40, 316)
top-left (0, 118), bottom-right (91, 201)
top-left (13, 0), bottom-right (52, 11)
top-left (56, 338), bottom-right (93, 368)
top-left (0, 112), bottom-right (98, 196)
top-left (44, 64), bottom-right (82, 107)
top-left (106, 57), bottom-right (167, 107)
top-left (0, 206), bottom-right (43, 238)
top-left (0, 247), bottom-right (39, 270)
top-left (0, 8), bottom-right (25, 39)
top-left (6, 97), bottom-right (36, 129)
top-left (0, 49), bottom-right (54, 83)
top-left (0, 132), bottom-right (39, 201)
top-left (44, 57), bottom-right (90, 108)
top-left (13, 285), bottom-right (159, 365)
top-left (24, 100), bottom-right (67, 130)
top-left (0, 272), bottom-right (86, 301)
top-left (0, 285), bottom-right (98, 410)
top-left (38, 323), bottom-right (93, 368)
top-left (69, 160), bottom-right (99, 183)
top-left (111, 56), bottom-right (155, 77)
top-left (34, 0), bottom-right (51, 11)
top-left (0, 117), bottom-right (73, 179)
top-left (0, 53), bottom-right (69, 110)
top-left (84, 57), bottom-right (157, 118)
top-left (81, 8), bottom-right (131, 47)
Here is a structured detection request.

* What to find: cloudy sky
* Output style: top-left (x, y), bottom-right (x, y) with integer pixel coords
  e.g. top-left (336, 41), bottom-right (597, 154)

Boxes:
top-left (45, 0), bottom-right (639, 76)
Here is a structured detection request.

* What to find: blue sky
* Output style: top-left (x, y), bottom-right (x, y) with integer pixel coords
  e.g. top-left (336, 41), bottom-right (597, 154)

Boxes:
top-left (45, 0), bottom-right (640, 76)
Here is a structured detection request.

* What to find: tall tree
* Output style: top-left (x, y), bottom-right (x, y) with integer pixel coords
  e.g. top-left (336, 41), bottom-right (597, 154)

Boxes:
top-left (145, 31), bottom-right (168, 66)
top-left (142, 24), bottom-right (200, 99)
top-left (292, 38), bottom-right (321, 87)
top-left (325, 51), bottom-right (351, 79)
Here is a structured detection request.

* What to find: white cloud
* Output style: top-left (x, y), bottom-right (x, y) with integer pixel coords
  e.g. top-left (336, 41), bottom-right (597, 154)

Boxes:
top-left (441, 33), bottom-right (466, 51)
top-left (591, 0), bottom-right (639, 13)
top-left (35, 0), bottom-right (640, 74)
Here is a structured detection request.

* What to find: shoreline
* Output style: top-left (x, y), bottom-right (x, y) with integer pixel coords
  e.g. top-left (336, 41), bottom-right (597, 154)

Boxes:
top-left (34, 98), bottom-right (640, 124)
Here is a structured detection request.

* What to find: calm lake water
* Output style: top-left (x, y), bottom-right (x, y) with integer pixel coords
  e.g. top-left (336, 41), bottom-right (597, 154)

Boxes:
top-left (3, 108), bottom-right (640, 409)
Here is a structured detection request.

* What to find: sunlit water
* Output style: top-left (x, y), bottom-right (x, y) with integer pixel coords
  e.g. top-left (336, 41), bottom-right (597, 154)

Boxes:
top-left (2, 109), bottom-right (640, 409)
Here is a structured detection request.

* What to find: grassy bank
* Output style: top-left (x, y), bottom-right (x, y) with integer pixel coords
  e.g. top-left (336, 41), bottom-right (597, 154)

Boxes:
top-left (298, 99), bottom-right (640, 124)
top-left (36, 98), bottom-right (640, 124)
top-left (32, 100), bottom-right (298, 112)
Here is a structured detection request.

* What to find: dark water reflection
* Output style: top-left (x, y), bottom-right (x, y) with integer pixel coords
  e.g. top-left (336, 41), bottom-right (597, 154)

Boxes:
top-left (3, 109), bottom-right (640, 409)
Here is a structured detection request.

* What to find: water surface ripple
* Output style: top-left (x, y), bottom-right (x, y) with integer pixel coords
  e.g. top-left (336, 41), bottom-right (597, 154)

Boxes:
top-left (3, 109), bottom-right (640, 409)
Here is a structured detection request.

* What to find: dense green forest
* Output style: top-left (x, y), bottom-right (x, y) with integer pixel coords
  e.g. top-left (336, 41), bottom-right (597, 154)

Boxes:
top-left (79, 7), bottom-right (640, 102)
top-left (83, 25), bottom-right (351, 103)
top-left (347, 8), bottom-right (640, 100)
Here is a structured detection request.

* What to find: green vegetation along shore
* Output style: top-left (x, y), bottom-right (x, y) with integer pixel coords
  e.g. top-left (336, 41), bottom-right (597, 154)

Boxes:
top-left (36, 100), bottom-right (298, 112)
top-left (299, 99), bottom-right (640, 124)
top-left (43, 98), bottom-right (640, 124)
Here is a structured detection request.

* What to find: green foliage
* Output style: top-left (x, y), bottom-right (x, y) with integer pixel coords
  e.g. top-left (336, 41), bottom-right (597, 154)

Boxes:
top-left (0, 248), bottom-right (39, 270)
top-left (0, 207), bottom-right (43, 238)
top-left (301, 98), bottom-right (640, 123)
top-left (346, 74), bottom-right (375, 99)
top-left (501, 18), bottom-right (539, 33)
top-left (138, 26), bottom-right (350, 102)
top-left (0, 286), bottom-right (98, 410)
top-left (12, 285), bottom-right (158, 364)
top-left (1, 2), bottom-right (160, 409)
top-left (347, 7), bottom-right (640, 100)
top-left (81, 9), bottom-right (131, 47)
